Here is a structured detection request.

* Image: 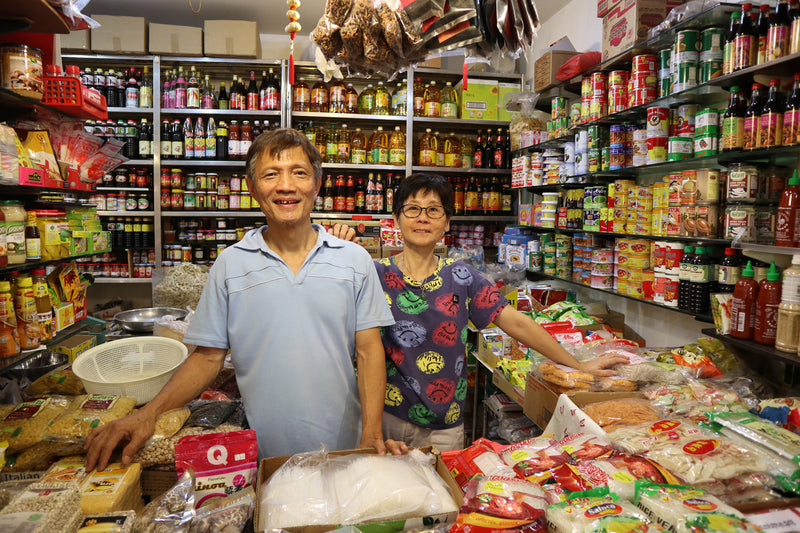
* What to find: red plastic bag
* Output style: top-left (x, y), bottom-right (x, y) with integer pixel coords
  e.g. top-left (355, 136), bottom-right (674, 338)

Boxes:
top-left (556, 52), bottom-right (602, 81)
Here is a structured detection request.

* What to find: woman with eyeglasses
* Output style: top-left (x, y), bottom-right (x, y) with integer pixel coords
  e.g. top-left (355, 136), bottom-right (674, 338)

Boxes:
top-left (333, 173), bottom-right (628, 450)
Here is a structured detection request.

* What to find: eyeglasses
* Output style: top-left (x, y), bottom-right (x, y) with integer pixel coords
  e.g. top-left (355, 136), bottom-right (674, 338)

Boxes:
top-left (400, 204), bottom-right (446, 219)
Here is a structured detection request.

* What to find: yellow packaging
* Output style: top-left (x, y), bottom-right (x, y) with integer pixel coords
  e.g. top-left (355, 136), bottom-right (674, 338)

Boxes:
top-left (616, 253), bottom-right (651, 269)
top-left (626, 282), bottom-right (645, 298)
top-left (652, 209), bottom-right (668, 236)
top-left (652, 182), bottom-right (669, 208)
top-left (616, 239), bottom-right (650, 255)
top-left (80, 462), bottom-right (142, 514)
top-left (19, 130), bottom-right (62, 183)
top-left (37, 212), bottom-right (70, 261)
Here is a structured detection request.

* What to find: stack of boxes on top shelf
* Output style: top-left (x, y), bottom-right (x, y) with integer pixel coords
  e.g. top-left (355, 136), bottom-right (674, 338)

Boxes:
top-left (599, 0), bottom-right (688, 60)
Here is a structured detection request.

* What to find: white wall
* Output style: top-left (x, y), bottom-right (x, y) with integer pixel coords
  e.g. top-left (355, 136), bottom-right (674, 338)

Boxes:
top-left (531, 0), bottom-right (603, 61)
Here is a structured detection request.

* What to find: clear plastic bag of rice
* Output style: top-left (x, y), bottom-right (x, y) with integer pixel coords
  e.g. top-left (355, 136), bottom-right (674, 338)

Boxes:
top-left (153, 309), bottom-right (196, 354)
top-left (153, 263), bottom-right (209, 310)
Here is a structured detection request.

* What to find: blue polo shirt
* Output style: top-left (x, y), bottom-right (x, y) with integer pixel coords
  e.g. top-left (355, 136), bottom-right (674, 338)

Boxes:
top-left (183, 224), bottom-right (395, 458)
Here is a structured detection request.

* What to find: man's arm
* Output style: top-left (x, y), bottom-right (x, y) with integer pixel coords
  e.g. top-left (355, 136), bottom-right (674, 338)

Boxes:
top-left (492, 307), bottom-right (629, 375)
top-left (354, 327), bottom-right (407, 455)
top-left (84, 346), bottom-right (227, 471)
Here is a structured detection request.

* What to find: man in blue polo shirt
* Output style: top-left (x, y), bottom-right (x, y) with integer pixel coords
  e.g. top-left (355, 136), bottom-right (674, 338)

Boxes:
top-left (85, 129), bottom-right (402, 470)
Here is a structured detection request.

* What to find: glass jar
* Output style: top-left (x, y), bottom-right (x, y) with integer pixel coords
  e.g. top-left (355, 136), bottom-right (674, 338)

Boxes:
top-left (0, 201), bottom-right (26, 264)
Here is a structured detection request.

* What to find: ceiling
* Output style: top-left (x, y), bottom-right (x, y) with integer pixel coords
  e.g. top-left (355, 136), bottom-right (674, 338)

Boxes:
top-left (86, 0), bottom-right (559, 38)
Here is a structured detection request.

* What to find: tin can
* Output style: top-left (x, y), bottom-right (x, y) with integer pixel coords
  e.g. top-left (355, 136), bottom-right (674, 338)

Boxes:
top-left (727, 163), bottom-right (759, 202)
top-left (695, 203), bottom-right (719, 237)
top-left (609, 86), bottom-right (627, 113)
top-left (673, 60), bottom-right (698, 92)
top-left (609, 146), bottom-right (626, 170)
top-left (647, 136), bottom-right (668, 163)
top-left (696, 108), bottom-right (719, 130)
top-left (183, 191), bottom-right (196, 210)
top-left (699, 59), bottom-right (723, 83)
top-left (724, 205), bottom-right (756, 241)
top-left (700, 28), bottom-right (724, 60)
top-left (675, 104), bottom-right (698, 136)
top-left (659, 76), bottom-right (673, 99)
top-left (647, 106), bottom-right (670, 135)
top-left (570, 102), bottom-right (582, 127)
top-left (632, 54), bottom-right (658, 74)
top-left (675, 30), bottom-right (701, 62)
top-left (551, 96), bottom-right (567, 119)
top-left (588, 148), bottom-right (601, 172)
top-left (667, 136), bottom-right (693, 160)
top-left (658, 48), bottom-right (672, 73)
top-left (610, 125), bottom-right (626, 145)
top-left (694, 134), bottom-right (718, 157)
top-left (591, 72), bottom-right (607, 97)
top-left (601, 147), bottom-right (611, 171)
top-left (609, 70), bottom-right (629, 87)
top-left (589, 97), bottom-right (608, 120)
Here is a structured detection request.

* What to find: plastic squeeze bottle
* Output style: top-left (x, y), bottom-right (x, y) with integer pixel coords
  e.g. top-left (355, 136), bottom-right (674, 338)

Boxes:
top-left (731, 260), bottom-right (760, 339)
top-left (776, 254), bottom-right (800, 352)
top-left (754, 262), bottom-right (783, 345)
top-left (776, 169), bottom-right (800, 247)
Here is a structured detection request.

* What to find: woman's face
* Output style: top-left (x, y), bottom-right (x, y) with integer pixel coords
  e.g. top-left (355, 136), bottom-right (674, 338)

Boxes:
top-left (394, 189), bottom-right (450, 249)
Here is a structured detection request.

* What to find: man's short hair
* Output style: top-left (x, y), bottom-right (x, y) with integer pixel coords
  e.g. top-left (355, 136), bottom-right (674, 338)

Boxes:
top-left (245, 128), bottom-right (323, 182)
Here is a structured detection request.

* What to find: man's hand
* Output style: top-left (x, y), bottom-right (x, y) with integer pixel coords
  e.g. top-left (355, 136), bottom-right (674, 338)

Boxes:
top-left (359, 435), bottom-right (409, 456)
top-left (84, 408), bottom-right (157, 471)
top-left (328, 223), bottom-right (359, 243)
top-left (576, 352), bottom-right (630, 377)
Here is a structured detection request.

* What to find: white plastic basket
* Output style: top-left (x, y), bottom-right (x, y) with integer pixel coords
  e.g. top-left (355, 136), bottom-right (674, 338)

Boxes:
top-left (72, 336), bottom-right (188, 405)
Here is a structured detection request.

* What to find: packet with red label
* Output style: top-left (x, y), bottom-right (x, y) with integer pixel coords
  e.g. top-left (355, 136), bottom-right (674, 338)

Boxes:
top-left (449, 438), bottom-right (517, 489)
top-left (175, 429), bottom-right (258, 508)
top-left (450, 475), bottom-right (548, 533)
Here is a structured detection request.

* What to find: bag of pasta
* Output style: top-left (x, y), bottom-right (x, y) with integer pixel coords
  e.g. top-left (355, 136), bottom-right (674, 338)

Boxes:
top-left (546, 487), bottom-right (665, 533)
top-left (25, 364), bottom-right (85, 396)
top-left (0, 396), bottom-right (72, 453)
top-left (46, 394), bottom-right (137, 441)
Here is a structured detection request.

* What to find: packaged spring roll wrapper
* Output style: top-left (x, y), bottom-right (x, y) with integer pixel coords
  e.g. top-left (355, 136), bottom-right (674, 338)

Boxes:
top-left (633, 482), bottom-right (765, 533)
top-left (706, 411), bottom-right (800, 464)
top-left (546, 487), bottom-right (666, 533)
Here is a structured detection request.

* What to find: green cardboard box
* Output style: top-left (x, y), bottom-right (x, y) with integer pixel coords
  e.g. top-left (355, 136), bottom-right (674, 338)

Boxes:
top-left (456, 78), bottom-right (498, 120)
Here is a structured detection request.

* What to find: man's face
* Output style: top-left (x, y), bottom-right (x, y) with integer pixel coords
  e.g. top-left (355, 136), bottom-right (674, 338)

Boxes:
top-left (247, 146), bottom-right (321, 227)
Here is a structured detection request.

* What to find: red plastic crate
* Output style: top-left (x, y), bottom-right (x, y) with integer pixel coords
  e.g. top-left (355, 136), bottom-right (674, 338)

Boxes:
top-left (41, 75), bottom-right (107, 120)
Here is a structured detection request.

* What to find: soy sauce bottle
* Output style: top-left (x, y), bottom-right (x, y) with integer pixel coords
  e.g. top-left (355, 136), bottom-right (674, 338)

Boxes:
top-left (759, 78), bottom-right (785, 148)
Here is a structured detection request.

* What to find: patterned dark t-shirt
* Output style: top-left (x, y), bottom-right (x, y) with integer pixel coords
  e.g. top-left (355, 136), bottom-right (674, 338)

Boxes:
top-left (375, 256), bottom-right (509, 429)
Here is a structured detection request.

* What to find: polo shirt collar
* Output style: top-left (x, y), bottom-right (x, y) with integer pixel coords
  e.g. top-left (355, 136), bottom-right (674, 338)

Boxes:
top-left (236, 223), bottom-right (346, 254)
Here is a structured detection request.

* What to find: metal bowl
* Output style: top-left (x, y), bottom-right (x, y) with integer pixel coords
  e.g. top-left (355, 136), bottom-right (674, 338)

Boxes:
top-left (8, 350), bottom-right (69, 383)
top-left (113, 307), bottom-right (188, 333)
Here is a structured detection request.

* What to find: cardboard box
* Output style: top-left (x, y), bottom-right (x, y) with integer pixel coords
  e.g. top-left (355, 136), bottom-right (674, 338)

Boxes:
top-left (497, 81), bottom-right (522, 121)
top-left (533, 50), bottom-right (581, 92)
top-left (51, 333), bottom-right (96, 362)
top-left (254, 447), bottom-right (462, 533)
top-left (314, 219), bottom-right (381, 247)
top-left (203, 20), bottom-right (258, 58)
top-left (602, 0), bottom-right (686, 60)
top-left (456, 78), bottom-right (498, 120)
top-left (363, 245), bottom-right (381, 259)
top-left (55, 302), bottom-right (75, 332)
top-left (574, 310), bottom-right (646, 345)
top-left (148, 23), bottom-right (203, 56)
top-left (598, 0), bottom-right (624, 17)
top-left (60, 30), bottom-right (90, 51)
top-left (523, 373), bottom-right (643, 429)
top-left (90, 15), bottom-right (148, 54)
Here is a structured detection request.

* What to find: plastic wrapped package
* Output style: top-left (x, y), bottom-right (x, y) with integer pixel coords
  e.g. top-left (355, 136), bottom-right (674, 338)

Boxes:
top-left (615, 362), bottom-right (687, 386)
top-left (694, 473), bottom-right (782, 506)
top-left (260, 448), bottom-right (458, 530)
top-left (538, 362), bottom-right (593, 391)
top-left (558, 433), bottom-right (615, 463)
top-left (582, 399), bottom-right (661, 430)
top-left (150, 407), bottom-right (191, 441)
top-left (634, 482), bottom-right (765, 533)
top-left (546, 488), bottom-right (665, 533)
top-left (46, 394), bottom-right (137, 440)
top-left (189, 487), bottom-right (254, 533)
top-left (39, 459), bottom-right (87, 484)
top-left (707, 411), bottom-right (800, 465)
top-left (80, 462), bottom-right (142, 515)
top-left (500, 435), bottom-right (568, 483)
top-left (0, 481), bottom-right (83, 533)
top-left (607, 419), bottom-right (706, 455)
top-left (0, 395), bottom-right (72, 453)
top-left (450, 438), bottom-right (518, 488)
top-left (310, 15), bottom-right (343, 61)
top-left (133, 469), bottom-right (195, 533)
top-left (325, 0), bottom-right (353, 25)
top-left (24, 364), bottom-right (85, 396)
top-left (0, 480), bottom-right (33, 511)
top-left (450, 475), bottom-right (548, 533)
top-left (132, 423), bottom-right (243, 468)
top-left (643, 381), bottom-right (750, 422)
top-left (2, 440), bottom-right (85, 472)
top-left (497, 414), bottom-right (542, 443)
top-left (77, 511), bottom-right (136, 533)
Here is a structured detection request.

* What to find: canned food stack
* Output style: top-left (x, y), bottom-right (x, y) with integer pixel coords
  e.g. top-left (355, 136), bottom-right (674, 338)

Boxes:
top-left (527, 237), bottom-right (543, 272)
top-left (580, 76), bottom-right (591, 124)
top-left (724, 162), bottom-right (759, 242)
top-left (699, 27), bottom-right (724, 83)
top-left (615, 238), bottom-right (652, 299)
top-left (563, 189), bottom-right (584, 229)
top-left (560, 141), bottom-right (576, 181)
top-left (511, 154), bottom-right (529, 188)
top-left (657, 48), bottom-right (672, 98)
top-left (543, 147), bottom-right (565, 185)
top-left (549, 96), bottom-right (570, 139)
top-left (587, 125), bottom-right (608, 173)
top-left (554, 234), bottom-right (573, 279)
top-left (574, 129), bottom-right (589, 174)
top-left (653, 241), bottom-right (684, 307)
top-left (673, 30), bottom-right (700, 93)
top-left (632, 126), bottom-right (648, 166)
top-left (608, 70), bottom-right (628, 115)
top-left (590, 247), bottom-right (615, 289)
top-left (651, 182), bottom-right (669, 236)
top-left (694, 107), bottom-right (720, 157)
top-left (583, 186), bottom-right (607, 232)
top-left (626, 185), bottom-right (654, 235)
top-left (610, 180), bottom-right (634, 233)
top-left (646, 105), bottom-right (669, 164)
top-left (540, 192), bottom-right (559, 228)
top-left (542, 236), bottom-right (556, 276)
top-left (628, 54), bottom-right (657, 108)
top-left (667, 104), bottom-right (697, 161)
top-left (608, 125), bottom-right (627, 170)
top-left (680, 169), bottom-right (721, 238)
top-left (529, 152), bottom-right (544, 186)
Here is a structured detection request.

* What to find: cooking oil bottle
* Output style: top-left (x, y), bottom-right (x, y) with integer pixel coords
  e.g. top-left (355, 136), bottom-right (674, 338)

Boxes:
top-left (374, 81), bottom-right (390, 115)
top-left (418, 128), bottom-right (436, 166)
top-left (350, 128), bottom-right (367, 164)
top-left (441, 81), bottom-right (459, 118)
top-left (389, 126), bottom-right (406, 166)
top-left (424, 81), bottom-right (441, 118)
top-left (444, 133), bottom-right (460, 168)
top-left (370, 126), bottom-right (390, 164)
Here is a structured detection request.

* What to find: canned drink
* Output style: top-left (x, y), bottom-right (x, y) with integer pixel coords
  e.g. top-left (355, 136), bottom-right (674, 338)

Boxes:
top-left (673, 61), bottom-right (698, 92)
top-left (699, 59), bottom-right (723, 83)
top-left (551, 96), bottom-right (567, 119)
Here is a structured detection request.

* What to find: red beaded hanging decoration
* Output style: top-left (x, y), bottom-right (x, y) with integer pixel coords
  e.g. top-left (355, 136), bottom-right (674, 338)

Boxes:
top-left (286, 0), bottom-right (301, 85)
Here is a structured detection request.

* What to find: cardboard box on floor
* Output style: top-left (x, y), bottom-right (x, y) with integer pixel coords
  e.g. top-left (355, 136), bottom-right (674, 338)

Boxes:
top-left (254, 447), bottom-right (462, 533)
top-left (524, 372), bottom-right (644, 429)
top-left (90, 15), bottom-right (148, 54)
top-left (602, 0), bottom-right (686, 60)
top-left (149, 23), bottom-right (203, 56)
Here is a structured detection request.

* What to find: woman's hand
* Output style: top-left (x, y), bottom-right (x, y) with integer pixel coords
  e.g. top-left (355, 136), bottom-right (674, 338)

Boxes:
top-left (576, 352), bottom-right (630, 377)
top-left (328, 223), bottom-right (359, 243)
